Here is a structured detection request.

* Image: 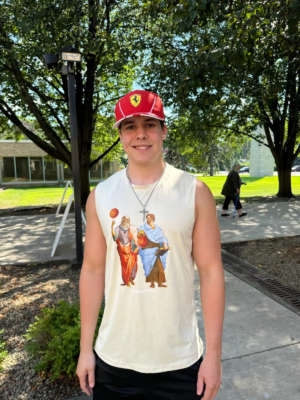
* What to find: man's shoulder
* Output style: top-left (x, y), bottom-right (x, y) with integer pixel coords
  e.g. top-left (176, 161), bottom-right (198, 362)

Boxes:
top-left (169, 164), bottom-right (196, 180)
top-left (166, 165), bottom-right (198, 191)
top-left (96, 169), bottom-right (124, 190)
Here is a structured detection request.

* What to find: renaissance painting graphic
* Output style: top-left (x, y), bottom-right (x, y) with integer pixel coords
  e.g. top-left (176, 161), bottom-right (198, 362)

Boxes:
top-left (111, 211), bottom-right (139, 287)
top-left (137, 214), bottom-right (170, 288)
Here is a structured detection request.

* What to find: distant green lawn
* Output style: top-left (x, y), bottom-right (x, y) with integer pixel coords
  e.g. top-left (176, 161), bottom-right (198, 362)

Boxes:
top-left (0, 184), bottom-right (97, 209)
top-left (199, 175), bottom-right (300, 199)
top-left (0, 175), bottom-right (299, 209)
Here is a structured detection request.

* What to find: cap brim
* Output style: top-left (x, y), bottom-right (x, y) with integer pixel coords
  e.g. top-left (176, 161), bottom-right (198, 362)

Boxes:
top-left (112, 113), bottom-right (165, 129)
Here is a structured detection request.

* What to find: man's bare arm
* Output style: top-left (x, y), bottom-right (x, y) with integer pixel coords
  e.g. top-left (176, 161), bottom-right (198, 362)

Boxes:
top-left (76, 188), bottom-right (107, 396)
top-left (192, 179), bottom-right (225, 400)
top-left (111, 220), bottom-right (116, 238)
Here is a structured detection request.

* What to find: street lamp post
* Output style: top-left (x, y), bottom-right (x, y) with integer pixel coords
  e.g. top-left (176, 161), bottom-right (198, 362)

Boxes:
top-left (44, 46), bottom-right (83, 269)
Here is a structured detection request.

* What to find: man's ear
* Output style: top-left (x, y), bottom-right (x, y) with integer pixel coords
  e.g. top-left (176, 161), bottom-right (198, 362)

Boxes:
top-left (162, 124), bottom-right (167, 140)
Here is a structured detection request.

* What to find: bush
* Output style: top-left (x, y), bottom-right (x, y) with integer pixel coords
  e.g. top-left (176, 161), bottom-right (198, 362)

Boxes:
top-left (24, 300), bottom-right (104, 381)
top-left (0, 329), bottom-right (8, 371)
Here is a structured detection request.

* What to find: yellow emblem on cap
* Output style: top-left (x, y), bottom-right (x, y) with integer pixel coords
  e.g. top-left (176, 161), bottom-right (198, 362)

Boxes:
top-left (130, 94), bottom-right (141, 107)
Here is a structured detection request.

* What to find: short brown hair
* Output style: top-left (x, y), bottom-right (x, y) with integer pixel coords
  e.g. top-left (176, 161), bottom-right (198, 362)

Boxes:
top-left (146, 213), bottom-right (155, 222)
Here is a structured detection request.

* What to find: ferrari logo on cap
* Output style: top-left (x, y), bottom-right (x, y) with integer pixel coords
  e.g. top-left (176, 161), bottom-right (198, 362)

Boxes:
top-left (130, 94), bottom-right (141, 107)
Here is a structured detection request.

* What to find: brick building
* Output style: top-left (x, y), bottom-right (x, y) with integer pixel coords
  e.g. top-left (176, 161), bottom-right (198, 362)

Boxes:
top-left (0, 140), bottom-right (119, 186)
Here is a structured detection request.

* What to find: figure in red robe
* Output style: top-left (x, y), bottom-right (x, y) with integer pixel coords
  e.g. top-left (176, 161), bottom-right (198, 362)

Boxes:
top-left (112, 216), bottom-right (139, 287)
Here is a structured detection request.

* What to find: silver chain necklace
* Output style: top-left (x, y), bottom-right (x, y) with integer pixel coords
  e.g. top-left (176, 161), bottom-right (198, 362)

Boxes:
top-left (126, 163), bottom-right (166, 223)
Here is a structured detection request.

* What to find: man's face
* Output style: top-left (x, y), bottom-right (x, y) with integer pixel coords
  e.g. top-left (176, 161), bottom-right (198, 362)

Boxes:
top-left (118, 116), bottom-right (167, 165)
top-left (121, 217), bottom-right (130, 228)
top-left (146, 215), bottom-right (153, 224)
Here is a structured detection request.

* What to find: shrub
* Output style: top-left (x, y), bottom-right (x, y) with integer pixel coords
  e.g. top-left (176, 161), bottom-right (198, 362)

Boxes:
top-left (0, 329), bottom-right (8, 371)
top-left (24, 300), bottom-right (104, 381)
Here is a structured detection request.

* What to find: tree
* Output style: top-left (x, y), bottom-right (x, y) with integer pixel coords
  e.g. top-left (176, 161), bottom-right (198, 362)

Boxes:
top-left (144, 0), bottom-right (300, 197)
top-left (164, 110), bottom-right (245, 174)
top-left (0, 0), bottom-right (147, 203)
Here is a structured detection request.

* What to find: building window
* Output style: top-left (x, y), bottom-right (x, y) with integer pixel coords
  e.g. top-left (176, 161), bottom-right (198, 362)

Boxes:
top-left (90, 160), bottom-right (102, 180)
top-left (16, 157), bottom-right (30, 182)
top-left (45, 159), bottom-right (58, 181)
top-left (30, 157), bottom-right (43, 181)
top-left (102, 160), bottom-right (117, 179)
top-left (63, 164), bottom-right (73, 181)
top-left (2, 157), bottom-right (15, 182)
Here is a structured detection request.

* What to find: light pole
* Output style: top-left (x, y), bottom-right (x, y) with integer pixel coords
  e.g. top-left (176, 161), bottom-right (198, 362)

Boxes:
top-left (44, 46), bottom-right (83, 269)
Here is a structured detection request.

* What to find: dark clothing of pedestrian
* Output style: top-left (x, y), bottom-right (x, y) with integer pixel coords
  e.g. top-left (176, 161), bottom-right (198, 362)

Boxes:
top-left (222, 196), bottom-right (242, 211)
top-left (221, 169), bottom-right (246, 215)
top-left (221, 170), bottom-right (241, 199)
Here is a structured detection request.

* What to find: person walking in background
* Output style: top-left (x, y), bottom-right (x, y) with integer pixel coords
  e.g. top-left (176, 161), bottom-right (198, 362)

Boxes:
top-left (221, 163), bottom-right (247, 217)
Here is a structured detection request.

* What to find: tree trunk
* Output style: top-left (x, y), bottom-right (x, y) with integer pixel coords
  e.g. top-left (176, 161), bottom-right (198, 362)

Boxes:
top-left (80, 163), bottom-right (91, 207)
top-left (276, 165), bottom-right (294, 197)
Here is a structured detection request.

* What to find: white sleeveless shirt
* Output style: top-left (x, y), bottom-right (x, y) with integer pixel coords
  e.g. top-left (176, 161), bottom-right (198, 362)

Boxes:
top-left (94, 162), bottom-right (203, 372)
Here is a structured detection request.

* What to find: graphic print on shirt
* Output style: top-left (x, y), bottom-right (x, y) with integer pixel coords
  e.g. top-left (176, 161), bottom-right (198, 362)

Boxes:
top-left (137, 214), bottom-right (170, 289)
top-left (111, 210), bottom-right (139, 287)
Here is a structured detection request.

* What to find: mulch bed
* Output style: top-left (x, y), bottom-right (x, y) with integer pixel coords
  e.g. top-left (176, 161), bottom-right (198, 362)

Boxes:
top-left (222, 235), bottom-right (300, 291)
top-left (0, 262), bottom-right (83, 400)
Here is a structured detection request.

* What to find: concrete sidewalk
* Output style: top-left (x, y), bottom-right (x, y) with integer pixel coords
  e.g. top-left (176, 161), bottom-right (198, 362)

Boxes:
top-left (0, 200), bottom-right (299, 265)
top-left (0, 213), bottom-right (86, 265)
top-left (217, 200), bottom-right (300, 243)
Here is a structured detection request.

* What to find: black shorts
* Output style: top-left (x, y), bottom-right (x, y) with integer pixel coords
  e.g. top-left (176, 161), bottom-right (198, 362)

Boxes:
top-left (93, 351), bottom-right (205, 400)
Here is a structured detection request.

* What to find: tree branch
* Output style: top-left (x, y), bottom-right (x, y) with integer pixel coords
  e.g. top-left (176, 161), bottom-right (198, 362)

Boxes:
top-left (9, 57), bottom-right (71, 163)
top-left (22, 62), bottom-right (66, 98)
top-left (93, 95), bottom-right (123, 113)
top-left (89, 138), bottom-right (120, 168)
top-left (295, 143), bottom-right (300, 159)
top-left (25, 81), bottom-right (71, 143)
top-left (207, 123), bottom-right (269, 147)
top-left (0, 101), bottom-right (69, 164)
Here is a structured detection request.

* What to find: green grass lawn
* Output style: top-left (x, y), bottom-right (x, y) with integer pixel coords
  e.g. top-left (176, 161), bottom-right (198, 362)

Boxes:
top-left (0, 176), bottom-right (300, 209)
top-left (199, 175), bottom-right (300, 199)
top-left (0, 184), bottom-right (97, 209)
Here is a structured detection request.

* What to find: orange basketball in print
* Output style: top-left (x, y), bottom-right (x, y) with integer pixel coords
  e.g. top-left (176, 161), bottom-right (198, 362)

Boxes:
top-left (110, 208), bottom-right (119, 218)
top-left (138, 234), bottom-right (148, 248)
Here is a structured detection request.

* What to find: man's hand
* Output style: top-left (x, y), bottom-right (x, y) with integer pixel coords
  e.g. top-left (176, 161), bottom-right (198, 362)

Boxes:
top-left (236, 189), bottom-right (240, 194)
top-left (76, 350), bottom-right (96, 396)
top-left (197, 355), bottom-right (222, 400)
top-left (112, 220), bottom-right (115, 226)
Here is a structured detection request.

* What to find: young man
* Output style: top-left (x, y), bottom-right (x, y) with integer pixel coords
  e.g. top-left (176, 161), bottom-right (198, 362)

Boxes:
top-left (76, 90), bottom-right (225, 400)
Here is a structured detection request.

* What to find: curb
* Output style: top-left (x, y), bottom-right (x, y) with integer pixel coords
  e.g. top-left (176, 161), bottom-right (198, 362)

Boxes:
top-left (0, 205), bottom-right (54, 212)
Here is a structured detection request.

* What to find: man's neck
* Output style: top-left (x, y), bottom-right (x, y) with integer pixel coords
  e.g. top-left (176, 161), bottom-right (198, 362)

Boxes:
top-left (127, 158), bottom-right (165, 185)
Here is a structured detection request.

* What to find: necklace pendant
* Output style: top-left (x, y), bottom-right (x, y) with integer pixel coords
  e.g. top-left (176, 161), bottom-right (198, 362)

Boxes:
top-left (140, 206), bottom-right (149, 223)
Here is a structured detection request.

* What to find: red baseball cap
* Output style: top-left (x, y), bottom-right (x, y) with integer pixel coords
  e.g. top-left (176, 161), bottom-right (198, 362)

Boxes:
top-left (113, 90), bottom-right (165, 129)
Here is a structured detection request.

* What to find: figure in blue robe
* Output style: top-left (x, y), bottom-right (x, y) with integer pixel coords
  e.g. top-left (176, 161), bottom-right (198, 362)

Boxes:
top-left (138, 214), bottom-right (169, 288)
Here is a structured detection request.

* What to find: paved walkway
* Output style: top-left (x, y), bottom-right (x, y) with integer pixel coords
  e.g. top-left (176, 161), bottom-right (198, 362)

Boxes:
top-left (0, 213), bottom-right (86, 265)
top-left (0, 200), bottom-right (300, 399)
top-left (1, 201), bottom-right (299, 265)
top-left (217, 200), bottom-right (300, 243)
